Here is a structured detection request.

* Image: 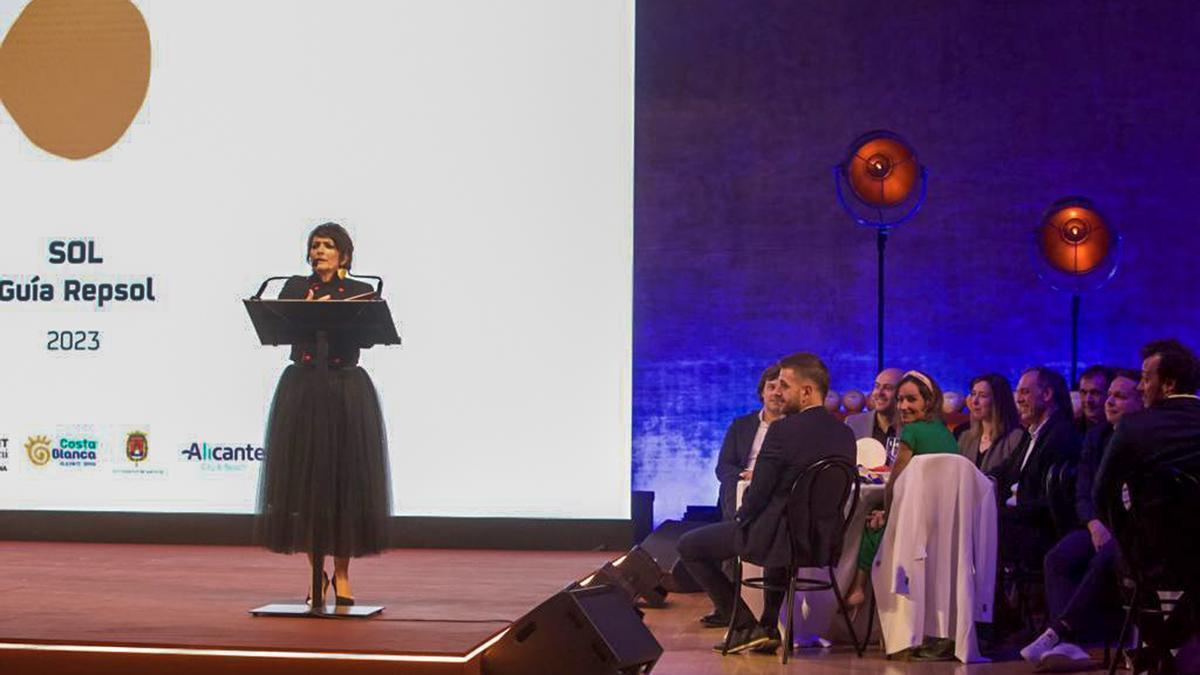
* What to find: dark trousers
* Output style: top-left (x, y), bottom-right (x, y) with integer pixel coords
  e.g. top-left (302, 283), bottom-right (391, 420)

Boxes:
top-left (1044, 531), bottom-right (1118, 637)
top-left (999, 506), bottom-right (1057, 571)
top-left (676, 520), bottom-right (787, 629)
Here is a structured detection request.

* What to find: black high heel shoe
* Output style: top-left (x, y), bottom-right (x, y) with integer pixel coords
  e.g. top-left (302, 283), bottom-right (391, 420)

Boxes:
top-left (305, 573), bottom-right (330, 606)
top-left (331, 576), bottom-right (356, 607)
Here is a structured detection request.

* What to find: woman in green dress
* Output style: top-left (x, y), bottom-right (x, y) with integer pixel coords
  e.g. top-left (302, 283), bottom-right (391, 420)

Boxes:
top-left (845, 370), bottom-right (959, 608)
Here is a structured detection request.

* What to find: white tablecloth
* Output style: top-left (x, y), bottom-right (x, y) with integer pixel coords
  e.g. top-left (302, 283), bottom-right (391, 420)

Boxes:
top-left (736, 478), bottom-right (884, 646)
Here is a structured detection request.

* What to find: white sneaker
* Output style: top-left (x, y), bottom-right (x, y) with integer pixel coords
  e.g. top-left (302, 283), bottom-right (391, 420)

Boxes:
top-left (1020, 627), bottom-right (1061, 662)
top-left (1037, 642), bottom-right (1091, 670)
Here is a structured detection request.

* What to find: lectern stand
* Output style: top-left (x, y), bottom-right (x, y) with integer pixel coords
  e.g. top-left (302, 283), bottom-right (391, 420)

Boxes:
top-left (243, 294), bottom-right (401, 619)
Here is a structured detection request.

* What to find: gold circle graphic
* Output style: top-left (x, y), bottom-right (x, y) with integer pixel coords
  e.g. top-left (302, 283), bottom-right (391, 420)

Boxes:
top-left (25, 435), bottom-right (51, 466)
top-left (0, 0), bottom-right (151, 159)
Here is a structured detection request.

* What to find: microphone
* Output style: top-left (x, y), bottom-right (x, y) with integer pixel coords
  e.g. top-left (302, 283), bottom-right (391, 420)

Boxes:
top-left (252, 276), bottom-right (293, 300)
top-left (343, 271), bottom-right (384, 298)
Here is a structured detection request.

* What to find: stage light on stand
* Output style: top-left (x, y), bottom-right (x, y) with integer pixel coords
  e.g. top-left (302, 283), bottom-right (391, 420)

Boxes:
top-left (833, 130), bottom-right (928, 373)
top-left (1032, 196), bottom-right (1121, 384)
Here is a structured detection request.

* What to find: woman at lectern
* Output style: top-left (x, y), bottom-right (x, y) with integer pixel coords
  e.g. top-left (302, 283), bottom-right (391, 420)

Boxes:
top-left (257, 222), bottom-right (391, 606)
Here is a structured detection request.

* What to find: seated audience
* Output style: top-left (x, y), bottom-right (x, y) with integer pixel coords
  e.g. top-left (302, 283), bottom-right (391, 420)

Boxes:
top-left (992, 367), bottom-right (1081, 575)
top-left (943, 390), bottom-right (964, 416)
top-left (958, 373), bottom-right (1026, 473)
top-left (843, 389), bottom-right (866, 414)
top-left (846, 370), bottom-right (959, 607)
top-left (846, 367), bottom-right (903, 445)
top-left (943, 390), bottom-right (971, 437)
top-left (825, 390), bottom-right (843, 414)
top-left (1077, 364), bottom-right (1113, 435)
top-left (678, 353), bottom-right (855, 655)
top-left (1021, 368), bottom-right (1142, 664)
top-left (715, 364), bottom-right (783, 521)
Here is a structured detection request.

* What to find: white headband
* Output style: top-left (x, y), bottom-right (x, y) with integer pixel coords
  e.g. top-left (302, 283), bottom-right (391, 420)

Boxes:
top-left (903, 370), bottom-right (934, 392)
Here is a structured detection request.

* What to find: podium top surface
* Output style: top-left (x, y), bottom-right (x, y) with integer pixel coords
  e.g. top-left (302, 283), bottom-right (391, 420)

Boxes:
top-left (243, 298), bottom-right (401, 347)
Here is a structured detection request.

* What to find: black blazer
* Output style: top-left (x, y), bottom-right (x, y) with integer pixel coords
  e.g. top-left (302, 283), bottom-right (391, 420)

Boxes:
top-left (734, 406), bottom-right (856, 568)
top-left (1094, 396), bottom-right (1200, 511)
top-left (279, 274), bottom-right (376, 367)
top-left (715, 411), bottom-right (761, 520)
top-left (991, 410), bottom-right (1081, 517)
top-left (1073, 422), bottom-right (1113, 526)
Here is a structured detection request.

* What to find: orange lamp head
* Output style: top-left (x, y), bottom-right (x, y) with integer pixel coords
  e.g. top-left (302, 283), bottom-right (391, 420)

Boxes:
top-left (847, 135), bottom-right (920, 207)
top-left (1038, 201), bottom-right (1113, 275)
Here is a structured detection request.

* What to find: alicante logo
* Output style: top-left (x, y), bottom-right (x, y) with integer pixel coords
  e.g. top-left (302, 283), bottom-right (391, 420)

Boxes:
top-left (126, 431), bottom-right (148, 463)
top-left (180, 441), bottom-right (264, 474)
top-left (25, 435), bottom-right (51, 466)
top-left (0, 0), bottom-right (151, 159)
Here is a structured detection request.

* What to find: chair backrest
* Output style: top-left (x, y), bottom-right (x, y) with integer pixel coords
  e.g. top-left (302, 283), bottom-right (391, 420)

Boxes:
top-left (1044, 460), bottom-right (1079, 538)
top-left (1102, 462), bottom-right (1200, 590)
top-left (784, 456), bottom-right (860, 568)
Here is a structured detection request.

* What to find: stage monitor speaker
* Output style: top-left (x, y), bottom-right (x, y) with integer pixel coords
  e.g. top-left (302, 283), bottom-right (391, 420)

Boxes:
top-left (611, 546), bottom-right (668, 608)
top-left (575, 547), bottom-right (667, 608)
top-left (482, 585), bottom-right (662, 675)
top-left (638, 519), bottom-right (707, 593)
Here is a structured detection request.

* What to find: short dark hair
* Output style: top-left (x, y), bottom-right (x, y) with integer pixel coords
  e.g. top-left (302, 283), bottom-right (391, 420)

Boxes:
top-left (1022, 366), bottom-right (1073, 419)
top-left (1110, 368), bottom-right (1140, 384)
top-left (777, 352), bottom-right (830, 397)
top-left (756, 363), bottom-right (782, 402)
top-left (306, 222), bottom-right (355, 270)
top-left (1141, 339), bottom-right (1200, 394)
top-left (1079, 364), bottom-right (1113, 387)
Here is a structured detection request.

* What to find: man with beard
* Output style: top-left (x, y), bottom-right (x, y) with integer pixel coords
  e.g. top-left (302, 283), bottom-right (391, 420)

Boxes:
top-left (1095, 339), bottom-right (1200, 498)
top-left (846, 368), bottom-right (904, 446)
top-left (678, 352), bottom-right (855, 655)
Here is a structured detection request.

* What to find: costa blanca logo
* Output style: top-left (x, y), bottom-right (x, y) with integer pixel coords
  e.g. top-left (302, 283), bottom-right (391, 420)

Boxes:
top-left (26, 435), bottom-right (98, 468)
top-left (25, 435), bottom-right (51, 466)
top-left (180, 441), bottom-right (264, 473)
top-left (126, 431), bottom-right (148, 463)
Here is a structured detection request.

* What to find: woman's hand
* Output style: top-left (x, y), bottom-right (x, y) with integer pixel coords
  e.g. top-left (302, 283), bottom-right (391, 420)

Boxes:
top-left (305, 288), bottom-right (332, 301)
top-left (866, 509), bottom-right (886, 530)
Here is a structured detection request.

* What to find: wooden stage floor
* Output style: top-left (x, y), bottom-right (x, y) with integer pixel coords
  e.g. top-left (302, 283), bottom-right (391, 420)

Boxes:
top-left (0, 542), bottom-right (612, 675)
top-left (0, 542), bottom-right (1100, 675)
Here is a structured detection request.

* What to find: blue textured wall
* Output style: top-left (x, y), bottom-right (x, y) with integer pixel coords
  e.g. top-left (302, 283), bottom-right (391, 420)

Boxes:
top-left (632, 0), bottom-right (1200, 522)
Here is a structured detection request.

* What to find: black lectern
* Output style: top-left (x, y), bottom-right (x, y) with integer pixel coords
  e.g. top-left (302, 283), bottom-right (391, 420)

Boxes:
top-left (244, 284), bottom-right (400, 619)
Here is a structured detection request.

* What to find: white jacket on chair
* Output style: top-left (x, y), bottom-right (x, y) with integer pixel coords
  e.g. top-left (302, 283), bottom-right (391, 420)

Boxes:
top-left (870, 453), bottom-right (997, 663)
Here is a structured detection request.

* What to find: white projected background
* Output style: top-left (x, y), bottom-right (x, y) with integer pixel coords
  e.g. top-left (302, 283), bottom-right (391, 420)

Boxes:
top-left (0, 1), bottom-right (633, 518)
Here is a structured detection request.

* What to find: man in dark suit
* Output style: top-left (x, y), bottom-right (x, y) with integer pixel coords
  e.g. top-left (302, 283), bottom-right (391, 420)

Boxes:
top-left (1095, 339), bottom-right (1200, 501)
top-left (1021, 369), bottom-right (1141, 664)
top-left (1090, 339), bottom-right (1200, 671)
top-left (991, 366), bottom-right (1082, 574)
top-left (715, 364), bottom-right (784, 520)
top-left (678, 352), bottom-right (856, 654)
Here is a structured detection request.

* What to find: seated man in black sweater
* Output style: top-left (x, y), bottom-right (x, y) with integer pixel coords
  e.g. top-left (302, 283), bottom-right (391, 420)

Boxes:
top-left (677, 352), bottom-right (856, 654)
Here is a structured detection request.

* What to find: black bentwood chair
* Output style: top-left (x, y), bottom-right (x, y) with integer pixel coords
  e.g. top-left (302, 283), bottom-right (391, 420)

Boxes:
top-left (1101, 463), bottom-right (1200, 675)
top-left (723, 456), bottom-right (863, 663)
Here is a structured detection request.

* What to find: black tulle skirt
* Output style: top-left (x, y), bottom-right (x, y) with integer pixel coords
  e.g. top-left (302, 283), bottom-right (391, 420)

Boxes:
top-left (257, 364), bottom-right (391, 557)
